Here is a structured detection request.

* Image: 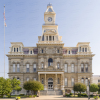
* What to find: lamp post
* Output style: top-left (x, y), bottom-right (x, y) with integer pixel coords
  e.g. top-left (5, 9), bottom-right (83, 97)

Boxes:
top-left (88, 78), bottom-right (90, 100)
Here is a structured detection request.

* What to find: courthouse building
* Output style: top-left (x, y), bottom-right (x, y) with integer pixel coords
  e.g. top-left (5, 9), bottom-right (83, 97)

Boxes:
top-left (6, 4), bottom-right (95, 95)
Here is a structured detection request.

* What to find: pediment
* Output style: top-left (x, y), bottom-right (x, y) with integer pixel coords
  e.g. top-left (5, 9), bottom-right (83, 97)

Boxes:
top-left (44, 30), bottom-right (57, 35)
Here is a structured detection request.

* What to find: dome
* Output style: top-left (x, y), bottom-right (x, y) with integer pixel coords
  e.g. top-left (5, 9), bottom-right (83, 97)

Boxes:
top-left (47, 3), bottom-right (52, 7)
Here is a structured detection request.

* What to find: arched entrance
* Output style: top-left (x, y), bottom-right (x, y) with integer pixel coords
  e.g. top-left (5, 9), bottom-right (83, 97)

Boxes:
top-left (48, 78), bottom-right (53, 90)
top-left (48, 58), bottom-right (53, 66)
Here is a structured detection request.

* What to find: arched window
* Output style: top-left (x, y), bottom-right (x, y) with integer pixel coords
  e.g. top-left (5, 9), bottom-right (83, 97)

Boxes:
top-left (53, 36), bottom-right (54, 41)
top-left (57, 50), bottom-right (59, 53)
top-left (81, 78), bottom-right (84, 83)
top-left (71, 64), bottom-right (74, 72)
top-left (58, 78), bottom-right (60, 84)
top-left (17, 77), bottom-right (19, 80)
top-left (42, 49), bottom-right (43, 53)
top-left (49, 36), bottom-right (51, 41)
top-left (85, 64), bottom-right (88, 72)
top-left (71, 78), bottom-right (74, 86)
top-left (64, 64), bottom-right (67, 72)
top-left (48, 58), bottom-right (53, 66)
top-left (82, 48), bottom-right (84, 52)
top-left (33, 64), bottom-right (36, 72)
top-left (57, 63), bottom-right (60, 69)
top-left (14, 48), bottom-right (15, 52)
top-left (27, 78), bottom-right (29, 81)
top-left (42, 78), bottom-right (44, 84)
top-left (17, 48), bottom-right (18, 52)
top-left (17, 64), bottom-right (20, 72)
top-left (13, 64), bottom-right (15, 72)
top-left (85, 78), bottom-right (88, 86)
top-left (26, 64), bottom-right (29, 72)
top-left (41, 63), bottom-right (44, 69)
top-left (81, 64), bottom-right (84, 72)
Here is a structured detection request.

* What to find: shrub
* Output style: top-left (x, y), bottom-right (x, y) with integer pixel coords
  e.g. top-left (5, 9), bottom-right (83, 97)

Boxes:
top-left (93, 96), bottom-right (99, 99)
top-left (66, 93), bottom-right (68, 96)
top-left (70, 93), bottom-right (73, 95)
top-left (33, 95), bottom-right (36, 97)
top-left (29, 95), bottom-right (32, 98)
top-left (7, 94), bottom-right (11, 98)
top-left (19, 94), bottom-right (25, 96)
top-left (81, 93), bottom-right (87, 97)
top-left (78, 93), bottom-right (81, 97)
top-left (0, 95), bottom-right (3, 98)
top-left (90, 94), bottom-right (93, 97)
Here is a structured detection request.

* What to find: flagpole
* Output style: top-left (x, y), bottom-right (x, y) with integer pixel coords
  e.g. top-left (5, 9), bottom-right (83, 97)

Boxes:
top-left (4, 4), bottom-right (5, 78)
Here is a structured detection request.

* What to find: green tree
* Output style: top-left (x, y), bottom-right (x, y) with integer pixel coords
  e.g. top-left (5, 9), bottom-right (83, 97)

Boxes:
top-left (98, 83), bottom-right (100, 94)
top-left (90, 84), bottom-right (99, 94)
top-left (11, 78), bottom-right (22, 95)
top-left (23, 80), bottom-right (44, 95)
top-left (0, 77), bottom-right (12, 98)
top-left (73, 82), bottom-right (86, 94)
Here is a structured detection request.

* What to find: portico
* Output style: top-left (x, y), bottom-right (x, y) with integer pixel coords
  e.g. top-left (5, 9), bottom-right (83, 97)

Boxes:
top-left (38, 72), bottom-right (64, 91)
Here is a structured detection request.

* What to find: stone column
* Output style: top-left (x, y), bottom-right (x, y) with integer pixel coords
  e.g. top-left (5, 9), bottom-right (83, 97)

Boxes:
top-left (61, 74), bottom-right (64, 90)
top-left (38, 74), bottom-right (40, 82)
top-left (48, 35), bottom-right (49, 41)
top-left (44, 74), bottom-right (47, 90)
top-left (55, 74), bottom-right (57, 90)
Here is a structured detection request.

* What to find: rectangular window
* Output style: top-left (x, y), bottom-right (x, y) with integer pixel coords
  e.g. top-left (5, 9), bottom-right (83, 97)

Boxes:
top-left (53, 36), bottom-right (54, 41)
top-left (33, 64), bottom-right (36, 72)
top-left (49, 36), bottom-right (51, 41)
top-left (26, 64), bottom-right (29, 72)
top-left (79, 47), bottom-right (81, 52)
top-left (58, 78), bottom-right (60, 84)
top-left (85, 48), bottom-right (87, 52)
top-left (65, 64), bottom-right (67, 72)
top-left (17, 64), bottom-right (20, 72)
top-left (65, 78), bottom-right (67, 86)
top-left (71, 64), bottom-right (74, 72)
top-left (72, 78), bottom-right (74, 86)
top-left (13, 64), bottom-right (15, 72)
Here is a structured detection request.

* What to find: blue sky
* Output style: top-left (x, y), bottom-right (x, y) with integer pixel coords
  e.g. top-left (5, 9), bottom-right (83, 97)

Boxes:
top-left (0, 0), bottom-right (100, 78)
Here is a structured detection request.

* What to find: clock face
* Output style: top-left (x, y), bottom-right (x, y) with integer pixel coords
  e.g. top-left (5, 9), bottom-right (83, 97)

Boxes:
top-left (48, 17), bottom-right (52, 22)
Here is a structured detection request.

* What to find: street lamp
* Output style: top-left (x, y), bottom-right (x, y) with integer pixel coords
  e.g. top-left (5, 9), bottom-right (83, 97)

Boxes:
top-left (88, 78), bottom-right (90, 100)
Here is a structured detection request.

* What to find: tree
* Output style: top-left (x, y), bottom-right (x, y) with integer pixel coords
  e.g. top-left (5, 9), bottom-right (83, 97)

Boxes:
top-left (23, 80), bottom-right (44, 95)
top-left (90, 84), bottom-right (99, 94)
top-left (0, 77), bottom-right (12, 97)
top-left (98, 83), bottom-right (100, 94)
top-left (73, 82), bottom-right (86, 94)
top-left (11, 78), bottom-right (22, 95)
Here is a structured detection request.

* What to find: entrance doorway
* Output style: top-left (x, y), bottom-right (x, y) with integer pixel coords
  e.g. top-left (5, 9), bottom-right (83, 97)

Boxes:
top-left (48, 78), bottom-right (53, 90)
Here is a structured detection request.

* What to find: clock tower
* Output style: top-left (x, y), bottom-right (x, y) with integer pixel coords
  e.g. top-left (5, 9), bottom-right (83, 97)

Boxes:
top-left (44, 3), bottom-right (56, 25)
top-left (37, 3), bottom-right (63, 44)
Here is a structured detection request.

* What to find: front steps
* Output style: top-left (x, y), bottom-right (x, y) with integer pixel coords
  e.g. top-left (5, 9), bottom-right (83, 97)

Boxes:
top-left (40, 90), bottom-right (63, 95)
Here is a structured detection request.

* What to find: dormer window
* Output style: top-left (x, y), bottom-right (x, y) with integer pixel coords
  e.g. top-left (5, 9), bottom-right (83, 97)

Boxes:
top-left (42, 49), bottom-right (43, 53)
top-left (14, 48), bottom-right (15, 52)
top-left (30, 51), bottom-right (32, 54)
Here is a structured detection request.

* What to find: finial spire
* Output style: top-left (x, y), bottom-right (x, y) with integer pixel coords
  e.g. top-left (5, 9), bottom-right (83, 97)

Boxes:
top-left (47, 3), bottom-right (52, 7)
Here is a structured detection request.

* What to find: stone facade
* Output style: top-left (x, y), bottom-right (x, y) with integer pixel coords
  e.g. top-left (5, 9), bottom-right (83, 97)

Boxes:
top-left (6, 3), bottom-right (95, 95)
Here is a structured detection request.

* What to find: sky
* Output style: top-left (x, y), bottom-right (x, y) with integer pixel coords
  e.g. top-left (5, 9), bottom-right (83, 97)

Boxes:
top-left (0, 0), bottom-right (100, 78)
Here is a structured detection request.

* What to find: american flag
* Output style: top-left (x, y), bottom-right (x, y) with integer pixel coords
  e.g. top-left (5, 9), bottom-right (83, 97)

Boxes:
top-left (4, 5), bottom-right (7, 27)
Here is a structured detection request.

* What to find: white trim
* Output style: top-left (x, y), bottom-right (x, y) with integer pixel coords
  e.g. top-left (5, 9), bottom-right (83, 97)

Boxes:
top-left (38, 72), bottom-right (64, 74)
